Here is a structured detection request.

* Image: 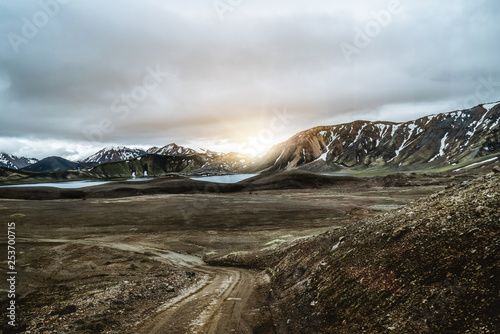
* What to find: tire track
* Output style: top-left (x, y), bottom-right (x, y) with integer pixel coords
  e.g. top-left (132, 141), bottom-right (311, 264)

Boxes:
top-left (21, 237), bottom-right (256, 334)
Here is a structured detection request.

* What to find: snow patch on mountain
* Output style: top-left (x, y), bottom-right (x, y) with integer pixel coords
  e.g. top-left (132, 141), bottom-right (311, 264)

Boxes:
top-left (83, 146), bottom-right (146, 164)
top-left (482, 102), bottom-right (499, 112)
top-left (148, 144), bottom-right (198, 156)
top-left (319, 151), bottom-right (328, 161)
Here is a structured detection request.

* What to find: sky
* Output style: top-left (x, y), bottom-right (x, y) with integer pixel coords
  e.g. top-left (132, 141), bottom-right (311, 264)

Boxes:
top-left (1, 0), bottom-right (500, 160)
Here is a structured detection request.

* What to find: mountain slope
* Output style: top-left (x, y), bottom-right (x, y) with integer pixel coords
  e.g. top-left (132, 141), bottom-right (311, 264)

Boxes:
top-left (83, 146), bottom-right (146, 164)
top-left (0, 153), bottom-right (38, 169)
top-left (148, 145), bottom-right (250, 172)
top-left (213, 172), bottom-right (500, 333)
top-left (248, 102), bottom-right (500, 172)
top-left (86, 154), bottom-right (206, 178)
top-left (268, 173), bottom-right (500, 333)
top-left (83, 150), bottom-right (255, 179)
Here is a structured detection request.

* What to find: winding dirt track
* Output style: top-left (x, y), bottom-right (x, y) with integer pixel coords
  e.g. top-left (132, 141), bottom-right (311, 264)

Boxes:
top-left (21, 237), bottom-right (256, 334)
top-left (138, 266), bottom-right (255, 334)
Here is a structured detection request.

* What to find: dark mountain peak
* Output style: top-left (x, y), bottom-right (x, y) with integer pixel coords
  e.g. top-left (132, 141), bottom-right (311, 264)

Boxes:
top-left (21, 156), bottom-right (92, 173)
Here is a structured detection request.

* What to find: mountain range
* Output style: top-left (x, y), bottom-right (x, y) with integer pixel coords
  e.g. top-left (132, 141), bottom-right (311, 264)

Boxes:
top-left (249, 102), bottom-right (500, 173)
top-left (0, 153), bottom-right (38, 170)
top-left (1, 101), bottom-right (499, 176)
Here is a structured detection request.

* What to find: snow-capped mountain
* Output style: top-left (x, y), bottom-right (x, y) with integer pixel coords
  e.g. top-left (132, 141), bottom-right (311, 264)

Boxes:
top-left (0, 153), bottom-right (38, 170)
top-left (147, 143), bottom-right (198, 156)
top-left (82, 146), bottom-right (146, 164)
top-left (147, 144), bottom-right (250, 170)
top-left (248, 102), bottom-right (500, 172)
top-left (4, 102), bottom-right (499, 176)
top-left (84, 149), bottom-right (251, 178)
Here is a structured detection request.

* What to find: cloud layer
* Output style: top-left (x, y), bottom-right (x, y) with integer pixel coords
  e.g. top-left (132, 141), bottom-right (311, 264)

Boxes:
top-left (1, 0), bottom-right (500, 159)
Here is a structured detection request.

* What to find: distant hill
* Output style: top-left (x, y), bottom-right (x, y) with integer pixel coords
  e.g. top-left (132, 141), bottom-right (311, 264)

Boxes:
top-left (21, 157), bottom-right (93, 173)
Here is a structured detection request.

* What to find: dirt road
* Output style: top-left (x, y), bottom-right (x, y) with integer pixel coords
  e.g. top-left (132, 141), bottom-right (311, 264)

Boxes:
top-left (20, 237), bottom-right (256, 334)
top-left (138, 266), bottom-right (255, 334)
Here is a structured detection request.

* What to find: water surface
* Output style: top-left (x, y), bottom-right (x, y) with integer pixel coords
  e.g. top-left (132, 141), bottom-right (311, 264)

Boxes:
top-left (0, 180), bottom-right (111, 189)
top-left (189, 174), bottom-right (258, 184)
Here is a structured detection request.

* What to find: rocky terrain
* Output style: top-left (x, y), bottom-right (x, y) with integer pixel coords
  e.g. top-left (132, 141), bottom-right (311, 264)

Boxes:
top-left (0, 164), bottom-right (498, 333)
top-left (211, 169), bottom-right (500, 333)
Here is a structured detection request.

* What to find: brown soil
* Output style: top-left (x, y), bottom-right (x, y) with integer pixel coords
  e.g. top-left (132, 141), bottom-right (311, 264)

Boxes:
top-left (0, 169), bottom-right (496, 333)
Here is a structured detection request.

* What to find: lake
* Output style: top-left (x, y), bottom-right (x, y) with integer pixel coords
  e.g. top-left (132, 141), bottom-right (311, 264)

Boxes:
top-left (0, 177), bottom-right (157, 189)
top-left (0, 180), bottom-right (112, 189)
top-left (189, 174), bottom-right (258, 184)
top-left (0, 175), bottom-right (258, 188)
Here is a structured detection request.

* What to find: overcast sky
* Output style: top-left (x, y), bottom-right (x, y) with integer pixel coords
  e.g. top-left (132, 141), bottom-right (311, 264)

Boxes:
top-left (1, 0), bottom-right (500, 160)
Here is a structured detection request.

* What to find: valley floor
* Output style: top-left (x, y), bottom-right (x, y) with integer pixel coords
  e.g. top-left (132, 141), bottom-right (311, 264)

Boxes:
top-left (0, 169), bottom-right (497, 333)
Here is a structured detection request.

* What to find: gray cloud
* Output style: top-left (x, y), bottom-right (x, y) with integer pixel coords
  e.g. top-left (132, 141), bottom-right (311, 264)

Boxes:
top-left (1, 0), bottom-right (500, 159)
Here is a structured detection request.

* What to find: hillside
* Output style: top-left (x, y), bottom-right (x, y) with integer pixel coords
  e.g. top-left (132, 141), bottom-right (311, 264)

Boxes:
top-left (214, 170), bottom-right (500, 333)
top-left (85, 154), bottom-right (206, 178)
top-left (84, 152), bottom-right (253, 179)
top-left (248, 102), bottom-right (500, 172)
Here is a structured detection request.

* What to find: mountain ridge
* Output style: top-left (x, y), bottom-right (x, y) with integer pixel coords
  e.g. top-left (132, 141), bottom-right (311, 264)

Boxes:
top-left (2, 101), bottom-right (499, 175)
top-left (0, 153), bottom-right (38, 170)
top-left (246, 102), bottom-right (500, 172)
top-left (82, 146), bottom-right (146, 164)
